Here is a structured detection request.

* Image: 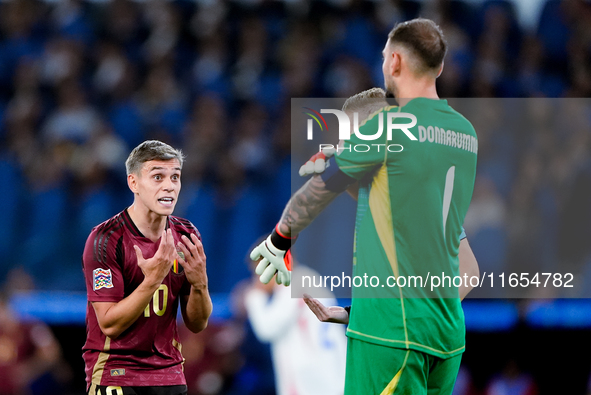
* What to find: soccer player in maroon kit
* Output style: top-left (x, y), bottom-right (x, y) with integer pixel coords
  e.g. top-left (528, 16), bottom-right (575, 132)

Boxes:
top-left (82, 140), bottom-right (212, 395)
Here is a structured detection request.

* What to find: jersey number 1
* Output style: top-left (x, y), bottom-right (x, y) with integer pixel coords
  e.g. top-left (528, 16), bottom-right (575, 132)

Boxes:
top-left (144, 284), bottom-right (168, 317)
top-left (442, 166), bottom-right (455, 238)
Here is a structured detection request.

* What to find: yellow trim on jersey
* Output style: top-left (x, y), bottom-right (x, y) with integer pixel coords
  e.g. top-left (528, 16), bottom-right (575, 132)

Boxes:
top-left (361, 105), bottom-right (393, 127)
top-left (347, 328), bottom-right (466, 356)
top-left (172, 338), bottom-right (182, 352)
top-left (366, 104), bottom-right (398, 123)
top-left (369, 166), bottom-right (397, 276)
top-left (172, 338), bottom-right (185, 372)
top-left (338, 163), bottom-right (378, 170)
top-left (89, 383), bottom-right (97, 394)
top-left (91, 336), bottom-right (111, 385)
top-left (380, 350), bottom-right (410, 395)
top-left (368, 164), bottom-right (409, 347)
top-left (353, 231), bottom-right (357, 266)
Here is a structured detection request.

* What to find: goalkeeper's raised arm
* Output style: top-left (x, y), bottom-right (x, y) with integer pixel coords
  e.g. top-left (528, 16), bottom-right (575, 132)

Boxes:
top-left (250, 89), bottom-right (388, 285)
top-left (250, 173), bottom-right (345, 286)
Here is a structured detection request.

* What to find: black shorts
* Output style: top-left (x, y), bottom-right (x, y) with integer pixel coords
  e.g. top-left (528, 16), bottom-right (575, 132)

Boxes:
top-left (88, 385), bottom-right (187, 395)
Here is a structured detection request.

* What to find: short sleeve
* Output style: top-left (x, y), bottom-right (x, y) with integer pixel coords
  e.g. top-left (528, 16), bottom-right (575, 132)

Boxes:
top-left (460, 227), bottom-right (466, 240)
top-left (83, 228), bottom-right (125, 302)
top-left (334, 108), bottom-right (389, 180)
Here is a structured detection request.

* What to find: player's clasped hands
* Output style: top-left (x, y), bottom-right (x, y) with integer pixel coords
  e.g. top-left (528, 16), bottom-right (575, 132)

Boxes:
top-left (176, 233), bottom-right (208, 289)
top-left (134, 229), bottom-right (176, 284)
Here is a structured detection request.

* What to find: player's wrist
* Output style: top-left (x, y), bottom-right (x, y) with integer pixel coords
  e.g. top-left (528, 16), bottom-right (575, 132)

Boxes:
top-left (190, 282), bottom-right (208, 292)
top-left (141, 274), bottom-right (164, 290)
top-left (271, 225), bottom-right (297, 251)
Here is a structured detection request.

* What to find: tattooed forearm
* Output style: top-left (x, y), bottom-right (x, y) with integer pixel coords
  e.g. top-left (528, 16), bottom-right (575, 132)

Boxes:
top-left (277, 175), bottom-right (340, 237)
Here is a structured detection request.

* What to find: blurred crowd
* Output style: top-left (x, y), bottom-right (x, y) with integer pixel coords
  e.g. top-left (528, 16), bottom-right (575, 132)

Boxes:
top-left (0, 0), bottom-right (590, 394)
top-left (0, 0), bottom-right (590, 293)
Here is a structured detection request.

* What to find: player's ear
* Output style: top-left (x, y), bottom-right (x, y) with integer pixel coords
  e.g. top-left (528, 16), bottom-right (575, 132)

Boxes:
top-left (391, 51), bottom-right (402, 77)
top-left (436, 61), bottom-right (444, 78)
top-left (128, 173), bottom-right (138, 194)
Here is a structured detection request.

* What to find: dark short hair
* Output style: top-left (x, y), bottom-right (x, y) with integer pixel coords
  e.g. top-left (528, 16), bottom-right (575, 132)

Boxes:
top-left (388, 18), bottom-right (447, 75)
top-left (125, 140), bottom-right (184, 175)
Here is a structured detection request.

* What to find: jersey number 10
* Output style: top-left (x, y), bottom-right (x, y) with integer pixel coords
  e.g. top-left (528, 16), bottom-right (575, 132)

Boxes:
top-left (144, 284), bottom-right (168, 317)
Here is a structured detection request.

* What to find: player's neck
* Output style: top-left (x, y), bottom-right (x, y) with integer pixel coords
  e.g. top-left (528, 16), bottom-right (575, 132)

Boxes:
top-left (395, 79), bottom-right (439, 106)
top-left (127, 203), bottom-right (168, 242)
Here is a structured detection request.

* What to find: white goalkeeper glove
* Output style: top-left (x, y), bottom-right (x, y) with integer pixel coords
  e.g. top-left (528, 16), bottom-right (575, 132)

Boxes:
top-left (299, 146), bottom-right (336, 177)
top-left (275, 268), bottom-right (291, 286)
top-left (250, 226), bottom-right (295, 286)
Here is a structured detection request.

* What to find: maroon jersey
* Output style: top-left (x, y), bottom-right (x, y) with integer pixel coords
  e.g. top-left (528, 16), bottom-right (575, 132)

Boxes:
top-left (82, 209), bottom-right (199, 389)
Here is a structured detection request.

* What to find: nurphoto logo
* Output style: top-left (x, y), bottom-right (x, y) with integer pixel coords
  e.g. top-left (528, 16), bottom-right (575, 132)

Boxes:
top-left (303, 107), bottom-right (417, 153)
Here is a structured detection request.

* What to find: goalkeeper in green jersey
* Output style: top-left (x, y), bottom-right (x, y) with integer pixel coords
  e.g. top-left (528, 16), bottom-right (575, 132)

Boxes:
top-left (251, 18), bottom-right (478, 394)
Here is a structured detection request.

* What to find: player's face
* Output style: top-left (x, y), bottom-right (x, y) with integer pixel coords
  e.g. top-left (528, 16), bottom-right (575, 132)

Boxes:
top-left (131, 159), bottom-right (181, 216)
top-left (382, 40), bottom-right (397, 98)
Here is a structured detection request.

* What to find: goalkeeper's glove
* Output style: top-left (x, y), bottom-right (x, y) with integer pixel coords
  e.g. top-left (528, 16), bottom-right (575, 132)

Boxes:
top-left (250, 226), bottom-right (295, 286)
top-left (299, 146), bottom-right (336, 177)
top-left (274, 253), bottom-right (292, 285)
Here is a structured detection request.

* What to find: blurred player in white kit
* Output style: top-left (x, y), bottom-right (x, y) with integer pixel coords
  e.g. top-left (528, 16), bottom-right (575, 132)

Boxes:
top-left (244, 265), bottom-right (347, 395)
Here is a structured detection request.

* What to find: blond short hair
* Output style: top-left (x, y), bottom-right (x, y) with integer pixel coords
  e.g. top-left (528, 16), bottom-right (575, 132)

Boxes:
top-left (125, 140), bottom-right (184, 175)
top-left (342, 88), bottom-right (388, 120)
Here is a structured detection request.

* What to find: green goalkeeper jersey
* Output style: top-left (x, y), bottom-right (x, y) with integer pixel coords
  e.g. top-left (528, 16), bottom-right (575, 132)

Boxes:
top-left (334, 98), bottom-right (477, 358)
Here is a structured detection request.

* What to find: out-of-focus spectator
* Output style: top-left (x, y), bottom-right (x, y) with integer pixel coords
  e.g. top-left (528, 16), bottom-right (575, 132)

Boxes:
top-left (277, 21), bottom-right (320, 98)
top-left (486, 360), bottom-right (538, 395)
top-left (244, 265), bottom-right (347, 395)
top-left (0, 0), bottom-right (45, 92)
top-left (232, 17), bottom-right (268, 101)
top-left (228, 273), bottom-right (276, 395)
top-left (437, 22), bottom-right (473, 97)
top-left (464, 175), bottom-right (507, 277)
top-left (516, 35), bottom-right (546, 97)
top-left (50, 0), bottom-right (93, 46)
top-left (191, 33), bottom-right (230, 100)
top-left (92, 41), bottom-right (133, 102)
top-left (178, 322), bottom-right (245, 395)
top-left (323, 56), bottom-right (374, 98)
top-left (183, 94), bottom-right (228, 183)
top-left (0, 291), bottom-right (70, 395)
top-left (137, 62), bottom-right (188, 143)
top-left (452, 365), bottom-right (474, 395)
top-left (142, 1), bottom-right (182, 64)
top-left (42, 82), bottom-right (101, 144)
top-left (40, 39), bottom-right (84, 88)
top-left (102, 0), bottom-right (145, 53)
top-left (230, 102), bottom-right (270, 177)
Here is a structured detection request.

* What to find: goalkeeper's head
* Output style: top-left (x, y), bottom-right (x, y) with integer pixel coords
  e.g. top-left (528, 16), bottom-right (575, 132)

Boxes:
top-left (343, 87), bottom-right (387, 117)
top-left (382, 18), bottom-right (447, 99)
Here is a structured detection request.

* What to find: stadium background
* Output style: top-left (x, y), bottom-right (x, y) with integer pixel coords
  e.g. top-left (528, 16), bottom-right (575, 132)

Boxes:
top-left (0, 0), bottom-right (590, 394)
